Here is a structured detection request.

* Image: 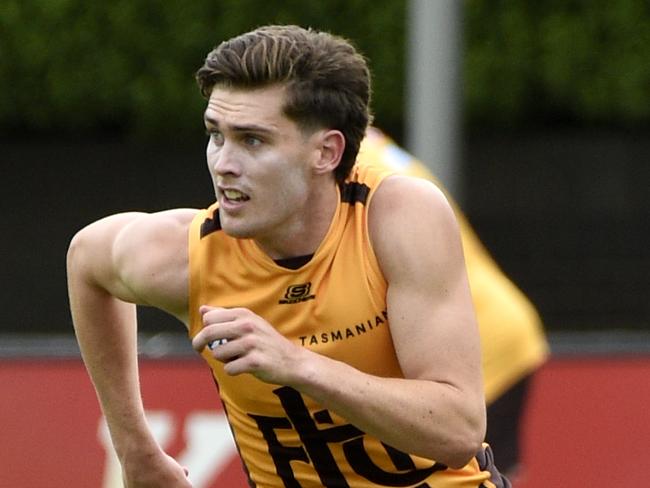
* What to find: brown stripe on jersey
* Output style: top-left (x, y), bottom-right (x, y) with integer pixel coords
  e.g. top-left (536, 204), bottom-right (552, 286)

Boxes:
top-left (383, 443), bottom-right (447, 473)
top-left (200, 208), bottom-right (222, 238)
top-left (340, 181), bottom-right (370, 205)
top-left (210, 377), bottom-right (257, 488)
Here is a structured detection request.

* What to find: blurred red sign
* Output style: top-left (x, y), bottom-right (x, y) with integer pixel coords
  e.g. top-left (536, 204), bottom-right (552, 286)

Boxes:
top-left (2, 356), bottom-right (650, 487)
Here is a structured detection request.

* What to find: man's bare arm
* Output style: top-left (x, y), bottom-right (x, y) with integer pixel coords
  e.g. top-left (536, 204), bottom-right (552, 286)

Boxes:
top-left (297, 176), bottom-right (484, 466)
top-left (289, 177), bottom-right (482, 467)
top-left (66, 209), bottom-right (195, 485)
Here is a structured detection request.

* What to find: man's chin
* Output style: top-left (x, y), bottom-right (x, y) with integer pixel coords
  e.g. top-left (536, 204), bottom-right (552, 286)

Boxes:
top-left (221, 224), bottom-right (251, 239)
top-left (219, 218), bottom-right (254, 240)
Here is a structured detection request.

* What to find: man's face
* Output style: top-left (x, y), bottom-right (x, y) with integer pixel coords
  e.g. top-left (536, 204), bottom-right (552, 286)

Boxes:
top-left (203, 84), bottom-right (324, 251)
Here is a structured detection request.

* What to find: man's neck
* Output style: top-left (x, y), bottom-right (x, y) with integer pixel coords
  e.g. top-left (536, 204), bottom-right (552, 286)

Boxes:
top-left (254, 179), bottom-right (339, 259)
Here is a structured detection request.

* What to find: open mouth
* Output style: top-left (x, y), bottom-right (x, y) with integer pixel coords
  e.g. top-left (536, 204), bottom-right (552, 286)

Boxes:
top-left (223, 189), bottom-right (250, 203)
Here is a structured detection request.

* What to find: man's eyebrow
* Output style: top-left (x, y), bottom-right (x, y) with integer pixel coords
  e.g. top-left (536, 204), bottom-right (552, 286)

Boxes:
top-left (203, 117), bottom-right (274, 134)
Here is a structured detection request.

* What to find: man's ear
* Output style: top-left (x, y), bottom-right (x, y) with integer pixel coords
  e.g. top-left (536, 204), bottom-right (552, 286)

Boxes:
top-left (313, 129), bottom-right (346, 176)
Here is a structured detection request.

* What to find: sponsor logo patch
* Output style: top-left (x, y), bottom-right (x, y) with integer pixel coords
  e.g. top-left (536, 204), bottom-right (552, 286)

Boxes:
top-left (279, 283), bottom-right (316, 304)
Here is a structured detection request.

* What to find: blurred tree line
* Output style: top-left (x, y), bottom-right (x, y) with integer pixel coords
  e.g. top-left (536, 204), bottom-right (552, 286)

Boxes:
top-left (1, 0), bottom-right (649, 141)
top-left (2, 0), bottom-right (648, 334)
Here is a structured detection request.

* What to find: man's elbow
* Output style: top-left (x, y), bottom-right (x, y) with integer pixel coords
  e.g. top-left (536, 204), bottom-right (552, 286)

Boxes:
top-left (436, 409), bottom-right (486, 469)
top-left (67, 215), bottom-right (124, 279)
top-left (67, 220), bottom-right (114, 287)
top-left (67, 223), bottom-right (102, 278)
top-left (67, 213), bottom-right (139, 277)
top-left (67, 227), bottom-right (89, 276)
top-left (442, 432), bottom-right (485, 469)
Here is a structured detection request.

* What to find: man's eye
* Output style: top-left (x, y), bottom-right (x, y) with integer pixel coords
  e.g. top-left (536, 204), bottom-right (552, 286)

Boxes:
top-left (244, 135), bottom-right (262, 147)
top-left (207, 130), bottom-right (224, 144)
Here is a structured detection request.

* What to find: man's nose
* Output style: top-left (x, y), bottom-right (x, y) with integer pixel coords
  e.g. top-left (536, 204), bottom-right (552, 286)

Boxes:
top-left (212, 140), bottom-right (240, 176)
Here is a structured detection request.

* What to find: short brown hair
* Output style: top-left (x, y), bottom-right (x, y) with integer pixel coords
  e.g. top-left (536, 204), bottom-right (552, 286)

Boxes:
top-left (196, 25), bottom-right (372, 183)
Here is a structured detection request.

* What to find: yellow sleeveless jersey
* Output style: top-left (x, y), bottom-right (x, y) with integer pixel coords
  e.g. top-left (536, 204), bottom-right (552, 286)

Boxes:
top-left (358, 128), bottom-right (548, 403)
top-left (189, 163), bottom-right (501, 487)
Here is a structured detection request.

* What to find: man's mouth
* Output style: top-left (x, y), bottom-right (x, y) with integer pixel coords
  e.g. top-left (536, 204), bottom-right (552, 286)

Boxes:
top-left (223, 189), bottom-right (250, 202)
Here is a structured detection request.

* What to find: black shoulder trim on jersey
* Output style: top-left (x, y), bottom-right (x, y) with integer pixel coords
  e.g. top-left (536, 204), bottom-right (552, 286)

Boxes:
top-left (200, 208), bottom-right (222, 238)
top-left (340, 181), bottom-right (370, 205)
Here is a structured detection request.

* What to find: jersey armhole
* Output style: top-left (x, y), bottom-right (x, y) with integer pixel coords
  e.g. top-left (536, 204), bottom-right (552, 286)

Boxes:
top-left (362, 172), bottom-right (392, 305)
top-left (187, 209), bottom-right (207, 339)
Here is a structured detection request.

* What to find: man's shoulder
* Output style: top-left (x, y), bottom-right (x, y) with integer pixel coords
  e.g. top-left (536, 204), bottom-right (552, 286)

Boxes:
top-left (114, 209), bottom-right (199, 317)
top-left (115, 208), bottom-right (199, 257)
top-left (140, 207), bottom-right (201, 229)
top-left (368, 175), bottom-right (458, 274)
top-left (371, 174), bottom-right (448, 218)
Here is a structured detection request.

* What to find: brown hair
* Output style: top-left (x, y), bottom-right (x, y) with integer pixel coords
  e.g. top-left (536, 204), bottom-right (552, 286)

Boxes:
top-left (196, 25), bottom-right (372, 183)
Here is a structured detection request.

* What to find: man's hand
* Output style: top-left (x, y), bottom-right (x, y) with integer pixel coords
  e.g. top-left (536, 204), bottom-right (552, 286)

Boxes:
top-left (192, 305), bottom-right (308, 386)
top-left (122, 450), bottom-right (191, 488)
